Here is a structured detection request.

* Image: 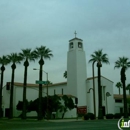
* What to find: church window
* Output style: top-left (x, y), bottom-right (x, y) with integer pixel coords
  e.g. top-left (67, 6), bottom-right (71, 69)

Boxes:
top-left (103, 86), bottom-right (105, 100)
top-left (115, 99), bottom-right (122, 103)
top-left (6, 82), bottom-right (10, 90)
top-left (54, 89), bottom-right (56, 95)
top-left (78, 42), bottom-right (82, 48)
top-left (62, 88), bottom-right (64, 95)
top-left (70, 42), bottom-right (73, 49)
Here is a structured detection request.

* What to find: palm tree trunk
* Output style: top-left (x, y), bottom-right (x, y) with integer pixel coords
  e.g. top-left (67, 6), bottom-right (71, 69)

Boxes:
top-left (38, 58), bottom-right (44, 120)
top-left (122, 81), bottom-right (128, 118)
top-left (119, 87), bottom-right (120, 95)
top-left (97, 63), bottom-right (103, 119)
top-left (22, 60), bottom-right (29, 119)
top-left (9, 63), bottom-right (16, 119)
top-left (121, 67), bottom-right (128, 118)
top-left (0, 65), bottom-right (5, 118)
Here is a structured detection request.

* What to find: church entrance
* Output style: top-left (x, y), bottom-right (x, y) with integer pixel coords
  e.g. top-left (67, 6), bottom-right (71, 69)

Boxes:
top-left (102, 106), bottom-right (106, 116)
top-left (5, 108), bottom-right (10, 117)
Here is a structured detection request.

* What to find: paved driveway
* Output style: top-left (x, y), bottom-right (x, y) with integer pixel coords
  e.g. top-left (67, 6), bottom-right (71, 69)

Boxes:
top-left (0, 118), bottom-right (120, 130)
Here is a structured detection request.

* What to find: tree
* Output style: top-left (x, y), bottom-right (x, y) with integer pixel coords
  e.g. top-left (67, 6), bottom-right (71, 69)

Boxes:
top-left (0, 56), bottom-right (10, 118)
top-left (16, 100), bottom-right (30, 117)
top-left (115, 82), bottom-right (122, 95)
top-left (33, 46), bottom-right (53, 120)
top-left (8, 53), bottom-right (22, 119)
top-left (89, 49), bottom-right (109, 119)
top-left (114, 56), bottom-right (130, 118)
top-left (16, 95), bottom-right (62, 119)
top-left (19, 48), bottom-right (37, 119)
top-left (63, 71), bottom-right (67, 78)
top-left (126, 84), bottom-right (130, 95)
top-left (60, 95), bottom-right (75, 119)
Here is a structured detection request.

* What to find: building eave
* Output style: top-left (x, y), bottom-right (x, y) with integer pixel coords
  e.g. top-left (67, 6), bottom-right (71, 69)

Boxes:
top-left (69, 37), bottom-right (83, 42)
top-left (114, 94), bottom-right (130, 99)
top-left (4, 81), bottom-right (67, 88)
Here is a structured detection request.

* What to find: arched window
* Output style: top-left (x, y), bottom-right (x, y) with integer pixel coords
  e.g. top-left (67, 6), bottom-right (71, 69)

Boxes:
top-left (70, 42), bottom-right (73, 49)
top-left (78, 42), bottom-right (82, 48)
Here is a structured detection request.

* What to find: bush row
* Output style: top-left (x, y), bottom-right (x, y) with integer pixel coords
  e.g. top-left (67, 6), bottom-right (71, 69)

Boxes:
top-left (84, 113), bottom-right (95, 120)
top-left (83, 113), bottom-right (122, 120)
top-left (106, 113), bottom-right (122, 119)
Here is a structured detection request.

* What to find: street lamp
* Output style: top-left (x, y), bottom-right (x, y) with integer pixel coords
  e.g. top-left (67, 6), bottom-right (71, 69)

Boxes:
top-left (106, 92), bottom-right (111, 114)
top-left (33, 68), bottom-right (49, 120)
top-left (87, 88), bottom-right (94, 93)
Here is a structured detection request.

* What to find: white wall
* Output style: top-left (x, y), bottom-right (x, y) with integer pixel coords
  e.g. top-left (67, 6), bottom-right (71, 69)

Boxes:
top-left (2, 85), bottom-right (10, 117)
top-left (14, 86), bottom-right (39, 117)
top-left (2, 83), bottom-right (77, 118)
top-left (86, 76), bottom-right (114, 117)
top-left (2, 76), bottom-right (115, 118)
top-left (114, 102), bottom-right (123, 113)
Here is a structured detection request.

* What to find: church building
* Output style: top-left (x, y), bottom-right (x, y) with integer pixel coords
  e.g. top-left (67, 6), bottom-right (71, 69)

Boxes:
top-left (2, 36), bottom-right (115, 118)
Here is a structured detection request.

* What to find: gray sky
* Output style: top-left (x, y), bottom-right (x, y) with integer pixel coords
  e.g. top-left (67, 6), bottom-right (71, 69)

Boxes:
top-left (0, 0), bottom-right (130, 94)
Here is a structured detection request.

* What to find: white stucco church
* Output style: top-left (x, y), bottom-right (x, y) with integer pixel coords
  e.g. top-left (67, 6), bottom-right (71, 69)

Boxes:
top-left (2, 36), bottom-right (119, 118)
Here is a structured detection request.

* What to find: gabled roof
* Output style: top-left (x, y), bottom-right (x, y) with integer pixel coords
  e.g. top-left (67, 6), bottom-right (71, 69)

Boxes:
top-left (87, 76), bottom-right (113, 83)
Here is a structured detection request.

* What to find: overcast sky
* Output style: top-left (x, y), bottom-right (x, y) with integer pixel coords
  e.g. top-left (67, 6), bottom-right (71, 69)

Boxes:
top-left (0, 0), bottom-right (130, 94)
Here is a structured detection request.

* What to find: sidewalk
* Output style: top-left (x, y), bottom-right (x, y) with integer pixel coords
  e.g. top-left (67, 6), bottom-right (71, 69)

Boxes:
top-left (45, 118), bottom-right (83, 122)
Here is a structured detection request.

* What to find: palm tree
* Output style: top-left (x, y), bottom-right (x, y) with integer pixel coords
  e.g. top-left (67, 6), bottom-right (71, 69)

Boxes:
top-left (114, 56), bottom-right (130, 118)
top-left (126, 84), bottom-right (130, 95)
top-left (19, 49), bottom-right (37, 119)
top-left (33, 46), bottom-right (53, 120)
top-left (8, 53), bottom-right (23, 119)
top-left (63, 71), bottom-right (67, 78)
top-left (89, 49), bottom-right (109, 119)
top-left (0, 56), bottom-right (10, 118)
top-left (115, 82), bottom-right (122, 95)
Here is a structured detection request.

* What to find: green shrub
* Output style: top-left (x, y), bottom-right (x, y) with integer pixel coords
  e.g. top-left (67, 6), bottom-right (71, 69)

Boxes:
top-left (106, 114), bottom-right (114, 119)
top-left (84, 113), bottom-right (95, 120)
top-left (114, 113), bottom-right (122, 119)
top-left (87, 113), bottom-right (95, 120)
top-left (84, 114), bottom-right (89, 120)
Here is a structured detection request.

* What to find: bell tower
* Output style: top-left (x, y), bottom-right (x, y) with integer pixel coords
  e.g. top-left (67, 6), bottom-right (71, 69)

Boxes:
top-left (67, 33), bottom-right (87, 106)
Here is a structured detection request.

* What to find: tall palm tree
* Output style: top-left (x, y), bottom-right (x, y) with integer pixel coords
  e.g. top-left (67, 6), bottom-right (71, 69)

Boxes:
top-left (126, 84), bottom-right (130, 95)
top-left (115, 82), bottom-right (122, 95)
top-left (114, 56), bottom-right (130, 118)
top-left (63, 71), bottom-right (67, 78)
top-left (34, 46), bottom-right (53, 120)
top-left (0, 56), bottom-right (10, 118)
top-left (8, 53), bottom-right (23, 119)
top-left (19, 49), bottom-right (37, 119)
top-left (89, 49), bottom-right (109, 119)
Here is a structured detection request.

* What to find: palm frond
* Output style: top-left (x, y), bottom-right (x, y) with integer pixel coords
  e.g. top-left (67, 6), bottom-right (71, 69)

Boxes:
top-left (115, 82), bottom-right (122, 88)
top-left (114, 56), bottom-right (130, 70)
top-left (126, 84), bottom-right (130, 90)
top-left (89, 49), bottom-right (109, 64)
top-left (8, 53), bottom-right (23, 64)
top-left (0, 55), bottom-right (10, 65)
top-left (19, 48), bottom-right (37, 62)
top-left (34, 46), bottom-right (53, 60)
